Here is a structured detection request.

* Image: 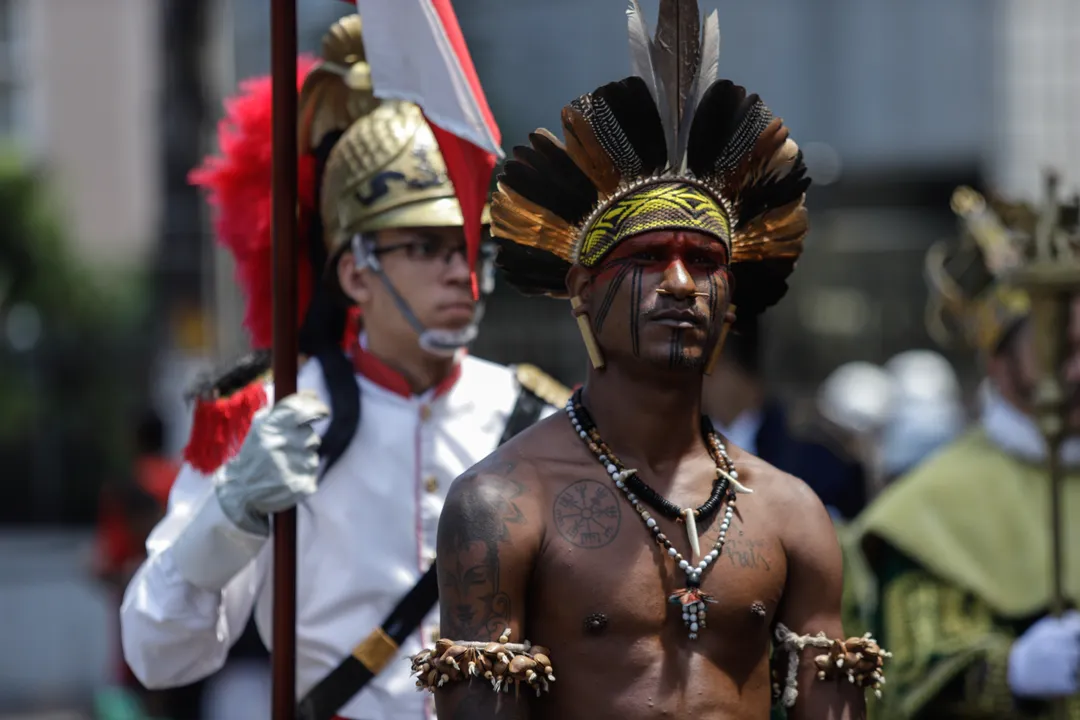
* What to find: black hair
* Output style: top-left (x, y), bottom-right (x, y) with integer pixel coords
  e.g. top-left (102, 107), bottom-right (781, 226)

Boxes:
top-left (135, 409), bottom-right (166, 455)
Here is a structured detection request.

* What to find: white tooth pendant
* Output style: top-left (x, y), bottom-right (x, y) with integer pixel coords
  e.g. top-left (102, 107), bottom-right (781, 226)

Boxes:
top-left (683, 508), bottom-right (701, 559)
top-left (717, 467), bottom-right (753, 494)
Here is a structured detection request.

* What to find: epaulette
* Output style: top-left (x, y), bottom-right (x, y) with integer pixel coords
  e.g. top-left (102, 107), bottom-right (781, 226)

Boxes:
top-left (183, 353), bottom-right (273, 475)
top-left (514, 364), bottom-right (572, 408)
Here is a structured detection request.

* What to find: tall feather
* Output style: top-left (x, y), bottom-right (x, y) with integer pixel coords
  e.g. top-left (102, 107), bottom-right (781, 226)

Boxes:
top-left (653, 0), bottom-right (701, 165)
top-left (626, 0), bottom-right (661, 109)
top-left (678, 10), bottom-right (720, 168)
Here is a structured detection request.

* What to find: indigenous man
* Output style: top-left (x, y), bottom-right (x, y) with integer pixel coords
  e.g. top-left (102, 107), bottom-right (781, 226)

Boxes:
top-left (853, 185), bottom-right (1080, 718)
top-left (119, 14), bottom-right (568, 720)
top-left (410, 2), bottom-right (889, 718)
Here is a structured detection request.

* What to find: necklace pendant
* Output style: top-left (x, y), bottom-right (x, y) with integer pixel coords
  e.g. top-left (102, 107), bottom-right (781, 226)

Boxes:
top-left (683, 508), bottom-right (701, 559)
top-left (668, 586), bottom-right (716, 640)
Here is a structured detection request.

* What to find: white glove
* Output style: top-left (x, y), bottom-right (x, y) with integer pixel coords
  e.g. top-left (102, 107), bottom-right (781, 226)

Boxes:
top-left (215, 391), bottom-right (329, 536)
top-left (1007, 610), bottom-right (1080, 698)
top-left (169, 391), bottom-right (329, 591)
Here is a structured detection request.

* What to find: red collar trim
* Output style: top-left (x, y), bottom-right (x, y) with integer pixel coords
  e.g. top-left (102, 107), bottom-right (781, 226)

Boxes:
top-left (350, 345), bottom-right (463, 400)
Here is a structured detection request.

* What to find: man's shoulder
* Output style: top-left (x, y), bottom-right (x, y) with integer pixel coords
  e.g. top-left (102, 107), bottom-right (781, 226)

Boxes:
top-left (733, 449), bottom-right (839, 559)
top-left (735, 448), bottom-right (825, 510)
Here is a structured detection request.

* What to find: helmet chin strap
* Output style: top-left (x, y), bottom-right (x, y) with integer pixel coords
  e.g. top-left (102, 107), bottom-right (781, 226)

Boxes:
top-left (351, 234), bottom-right (495, 358)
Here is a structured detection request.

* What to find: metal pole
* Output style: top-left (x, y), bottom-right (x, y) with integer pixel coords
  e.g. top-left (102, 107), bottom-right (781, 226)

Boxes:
top-left (270, 0), bottom-right (299, 717)
top-left (1011, 173), bottom-right (1079, 720)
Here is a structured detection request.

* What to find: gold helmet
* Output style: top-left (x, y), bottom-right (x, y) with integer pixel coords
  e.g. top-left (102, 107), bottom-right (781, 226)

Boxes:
top-left (925, 183), bottom-right (1080, 353)
top-left (298, 14), bottom-right (488, 256)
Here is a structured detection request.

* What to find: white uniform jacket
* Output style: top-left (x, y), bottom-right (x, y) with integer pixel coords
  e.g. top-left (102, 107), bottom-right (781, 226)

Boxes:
top-left (120, 350), bottom-right (561, 720)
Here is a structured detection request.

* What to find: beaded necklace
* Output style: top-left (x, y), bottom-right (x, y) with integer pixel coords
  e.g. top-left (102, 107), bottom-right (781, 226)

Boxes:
top-left (565, 388), bottom-right (747, 640)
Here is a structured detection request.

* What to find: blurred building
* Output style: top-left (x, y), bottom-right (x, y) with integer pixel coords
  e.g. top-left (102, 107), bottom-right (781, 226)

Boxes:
top-left (4, 0), bottom-right (161, 270)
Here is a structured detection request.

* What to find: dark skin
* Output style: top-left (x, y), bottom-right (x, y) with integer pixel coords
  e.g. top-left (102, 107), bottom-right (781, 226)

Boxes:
top-left (436, 230), bottom-right (864, 719)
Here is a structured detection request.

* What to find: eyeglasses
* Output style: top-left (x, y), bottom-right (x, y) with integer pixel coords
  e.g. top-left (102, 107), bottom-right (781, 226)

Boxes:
top-left (369, 236), bottom-right (497, 267)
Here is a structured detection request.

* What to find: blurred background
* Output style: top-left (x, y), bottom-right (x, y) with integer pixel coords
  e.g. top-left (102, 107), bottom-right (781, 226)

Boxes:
top-left (0, 0), bottom-right (1076, 717)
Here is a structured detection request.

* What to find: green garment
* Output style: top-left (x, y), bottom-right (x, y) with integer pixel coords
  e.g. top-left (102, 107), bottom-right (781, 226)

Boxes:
top-left (850, 428), bottom-right (1080, 719)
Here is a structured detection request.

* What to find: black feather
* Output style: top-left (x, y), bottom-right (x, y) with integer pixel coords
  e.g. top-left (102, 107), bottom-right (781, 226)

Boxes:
top-left (584, 77), bottom-right (668, 175)
top-left (736, 150), bottom-right (811, 226)
top-left (686, 80), bottom-right (769, 179)
top-left (492, 238), bottom-right (573, 298)
top-left (500, 155), bottom-right (596, 226)
top-left (731, 258), bottom-right (797, 325)
top-left (517, 133), bottom-right (598, 215)
top-left (186, 350), bottom-right (272, 402)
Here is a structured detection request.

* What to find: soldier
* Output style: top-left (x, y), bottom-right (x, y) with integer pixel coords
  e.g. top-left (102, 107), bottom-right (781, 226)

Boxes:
top-left (120, 15), bottom-right (568, 720)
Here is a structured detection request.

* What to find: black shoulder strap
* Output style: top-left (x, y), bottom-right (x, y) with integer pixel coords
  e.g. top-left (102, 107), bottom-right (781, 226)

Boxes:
top-left (499, 364), bottom-right (572, 445)
top-left (299, 364), bottom-right (569, 720)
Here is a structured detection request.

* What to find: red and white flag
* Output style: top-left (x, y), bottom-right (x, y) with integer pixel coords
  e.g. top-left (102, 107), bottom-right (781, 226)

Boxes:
top-left (348, 0), bottom-right (504, 297)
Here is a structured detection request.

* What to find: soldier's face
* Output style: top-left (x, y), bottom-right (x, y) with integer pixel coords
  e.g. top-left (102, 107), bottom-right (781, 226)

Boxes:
top-left (338, 226), bottom-right (478, 350)
top-left (568, 230), bottom-right (732, 371)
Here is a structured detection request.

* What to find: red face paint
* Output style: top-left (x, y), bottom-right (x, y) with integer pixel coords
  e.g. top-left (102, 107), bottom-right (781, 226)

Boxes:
top-left (583, 230), bottom-right (732, 370)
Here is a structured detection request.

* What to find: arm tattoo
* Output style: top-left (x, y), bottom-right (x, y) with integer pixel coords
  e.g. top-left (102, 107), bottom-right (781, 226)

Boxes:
top-left (440, 464), bottom-right (525, 639)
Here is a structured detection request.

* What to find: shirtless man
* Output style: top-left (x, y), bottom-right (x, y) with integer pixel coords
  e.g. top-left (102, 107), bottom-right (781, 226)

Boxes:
top-left (415, 1), bottom-right (888, 718)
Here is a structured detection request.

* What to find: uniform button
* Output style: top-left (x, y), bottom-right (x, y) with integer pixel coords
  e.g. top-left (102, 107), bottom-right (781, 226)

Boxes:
top-left (424, 476), bottom-right (439, 493)
top-left (419, 404), bottom-right (432, 421)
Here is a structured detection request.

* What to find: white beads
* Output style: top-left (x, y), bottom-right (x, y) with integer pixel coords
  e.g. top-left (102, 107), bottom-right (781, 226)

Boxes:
top-left (565, 396), bottom-right (743, 643)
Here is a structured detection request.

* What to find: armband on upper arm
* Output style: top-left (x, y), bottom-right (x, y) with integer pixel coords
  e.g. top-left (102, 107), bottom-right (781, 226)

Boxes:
top-left (410, 628), bottom-right (556, 697)
top-left (772, 623), bottom-right (892, 708)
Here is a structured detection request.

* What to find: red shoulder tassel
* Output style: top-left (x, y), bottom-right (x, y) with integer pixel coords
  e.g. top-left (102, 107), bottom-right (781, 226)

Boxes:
top-left (182, 381), bottom-right (270, 474)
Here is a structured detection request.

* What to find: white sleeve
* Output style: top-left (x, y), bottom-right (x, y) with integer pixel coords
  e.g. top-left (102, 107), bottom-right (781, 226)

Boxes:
top-left (119, 463), bottom-right (269, 689)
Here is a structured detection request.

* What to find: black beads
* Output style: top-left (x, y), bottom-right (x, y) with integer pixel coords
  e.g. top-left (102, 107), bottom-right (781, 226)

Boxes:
top-left (570, 388), bottom-right (730, 524)
top-left (623, 471), bottom-right (727, 523)
top-left (584, 612), bottom-right (609, 634)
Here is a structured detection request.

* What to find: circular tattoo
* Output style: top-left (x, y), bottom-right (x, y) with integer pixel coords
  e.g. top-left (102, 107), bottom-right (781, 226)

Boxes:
top-left (553, 479), bottom-right (621, 549)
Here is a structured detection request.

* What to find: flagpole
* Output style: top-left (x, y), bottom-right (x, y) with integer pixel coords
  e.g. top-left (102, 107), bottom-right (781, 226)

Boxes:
top-left (270, 0), bottom-right (299, 717)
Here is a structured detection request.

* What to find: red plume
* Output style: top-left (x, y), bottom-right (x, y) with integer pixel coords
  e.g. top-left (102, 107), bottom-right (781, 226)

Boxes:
top-left (189, 55), bottom-right (320, 349)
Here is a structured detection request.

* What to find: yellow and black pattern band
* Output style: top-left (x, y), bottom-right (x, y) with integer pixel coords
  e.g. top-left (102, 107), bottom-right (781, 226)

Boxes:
top-left (578, 182), bottom-right (731, 268)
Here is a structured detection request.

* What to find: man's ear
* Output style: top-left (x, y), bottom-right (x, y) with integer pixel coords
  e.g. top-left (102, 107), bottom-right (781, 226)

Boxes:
top-left (337, 250), bottom-right (373, 305)
top-left (566, 264), bottom-right (593, 304)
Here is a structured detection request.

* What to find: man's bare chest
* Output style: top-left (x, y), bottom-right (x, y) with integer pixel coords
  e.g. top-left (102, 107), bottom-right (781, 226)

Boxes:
top-left (530, 475), bottom-right (787, 643)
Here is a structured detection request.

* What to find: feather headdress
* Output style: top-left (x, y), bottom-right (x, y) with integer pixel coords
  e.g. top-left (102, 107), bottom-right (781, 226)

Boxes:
top-left (491, 0), bottom-right (810, 324)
